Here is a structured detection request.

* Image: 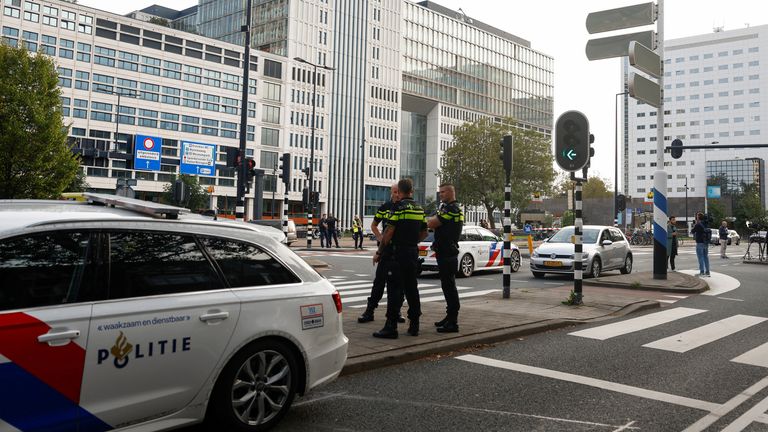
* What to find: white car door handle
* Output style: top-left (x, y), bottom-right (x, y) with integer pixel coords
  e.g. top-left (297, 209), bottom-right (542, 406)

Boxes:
top-left (200, 311), bottom-right (229, 322)
top-left (38, 330), bottom-right (80, 343)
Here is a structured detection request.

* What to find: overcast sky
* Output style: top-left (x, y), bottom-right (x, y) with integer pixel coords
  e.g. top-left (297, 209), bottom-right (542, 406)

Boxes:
top-left (79, 0), bottom-right (767, 189)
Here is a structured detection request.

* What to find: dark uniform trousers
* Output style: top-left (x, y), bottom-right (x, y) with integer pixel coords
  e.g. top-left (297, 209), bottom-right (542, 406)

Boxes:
top-left (437, 254), bottom-right (459, 320)
top-left (384, 246), bottom-right (421, 322)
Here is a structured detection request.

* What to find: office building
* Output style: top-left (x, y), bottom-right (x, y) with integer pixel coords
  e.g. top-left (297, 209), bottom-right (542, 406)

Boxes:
top-left (622, 24), bottom-right (768, 215)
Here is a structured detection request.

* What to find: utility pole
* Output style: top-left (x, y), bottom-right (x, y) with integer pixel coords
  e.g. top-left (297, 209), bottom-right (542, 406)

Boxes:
top-left (236, 0), bottom-right (253, 221)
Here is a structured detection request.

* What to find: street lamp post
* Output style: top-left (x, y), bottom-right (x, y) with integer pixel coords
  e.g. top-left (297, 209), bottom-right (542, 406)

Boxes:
top-left (685, 176), bottom-right (689, 234)
top-left (294, 57), bottom-right (334, 248)
top-left (705, 141), bottom-right (718, 214)
top-left (95, 85), bottom-right (137, 152)
top-left (615, 91), bottom-right (629, 224)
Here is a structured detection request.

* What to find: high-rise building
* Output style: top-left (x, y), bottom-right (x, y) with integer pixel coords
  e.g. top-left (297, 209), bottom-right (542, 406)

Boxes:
top-left (622, 25), bottom-right (768, 216)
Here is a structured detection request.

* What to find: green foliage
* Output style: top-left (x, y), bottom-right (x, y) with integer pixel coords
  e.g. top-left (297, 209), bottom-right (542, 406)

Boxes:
top-left (707, 200), bottom-right (726, 228)
top-left (733, 184), bottom-right (766, 233)
top-left (63, 167), bottom-right (90, 192)
top-left (561, 210), bottom-right (574, 227)
top-left (0, 43), bottom-right (80, 199)
top-left (553, 173), bottom-right (613, 199)
top-left (161, 175), bottom-right (210, 211)
top-left (438, 117), bottom-right (556, 229)
top-left (148, 17), bottom-right (170, 27)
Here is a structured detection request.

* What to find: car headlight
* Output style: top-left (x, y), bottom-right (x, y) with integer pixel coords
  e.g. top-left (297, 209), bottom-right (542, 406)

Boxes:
top-left (532, 250), bottom-right (540, 258)
top-left (581, 252), bottom-right (590, 260)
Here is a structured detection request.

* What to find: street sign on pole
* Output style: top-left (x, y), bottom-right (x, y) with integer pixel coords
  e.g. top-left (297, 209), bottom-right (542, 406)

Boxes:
top-left (629, 41), bottom-right (661, 78)
top-left (134, 135), bottom-right (162, 171)
top-left (628, 72), bottom-right (660, 108)
top-left (585, 30), bottom-right (656, 61)
top-left (586, 2), bottom-right (656, 34)
top-left (180, 141), bottom-right (217, 176)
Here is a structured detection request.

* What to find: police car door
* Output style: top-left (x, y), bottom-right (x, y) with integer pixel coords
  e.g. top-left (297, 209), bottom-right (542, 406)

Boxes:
top-left (81, 230), bottom-right (240, 428)
top-left (0, 231), bottom-right (103, 431)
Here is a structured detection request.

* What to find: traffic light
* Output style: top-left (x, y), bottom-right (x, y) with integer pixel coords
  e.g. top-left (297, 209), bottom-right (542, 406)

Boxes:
top-left (226, 147), bottom-right (240, 168)
top-left (670, 138), bottom-right (683, 159)
top-left (246, 158), bottom-right (256, 183)
top-left (311, 191), bottom-right (319, 209)
top-left (616, 194), bottom-right (626, 212)
top-left (555, 110), bottom-right (590, 172)
top-left (302, 188), bottom-right (310, 210)
top-left (279, 153), bottom-right (291, 186)
top-left (499, 134), bottom-right (513, 176)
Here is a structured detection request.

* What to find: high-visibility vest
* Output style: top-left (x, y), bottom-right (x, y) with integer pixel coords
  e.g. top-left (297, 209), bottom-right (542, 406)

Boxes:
top-left (352, 221), bottom-right (361, 233)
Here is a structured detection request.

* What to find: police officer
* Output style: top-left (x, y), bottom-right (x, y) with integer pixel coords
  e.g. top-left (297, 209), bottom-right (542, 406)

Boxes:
top-left (427, 183), bottom-right (464, 333)
top-left (373, 178), bottom-right (427, 339)
top-left (358, 183), bottom-right (404, 324)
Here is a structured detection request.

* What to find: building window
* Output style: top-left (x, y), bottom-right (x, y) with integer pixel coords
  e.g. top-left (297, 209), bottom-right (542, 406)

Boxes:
top-left (262, 105), bottom-right (280, 124)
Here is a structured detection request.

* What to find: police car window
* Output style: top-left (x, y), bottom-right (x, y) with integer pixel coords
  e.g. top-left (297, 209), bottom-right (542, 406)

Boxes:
top-left (200, 237), bottom-right (300, 287)
top-left (478, 228), bottom-right (497, 241)
top-left (107, 231), bottom-right (222, 299)
top-left (465, 229), bottom-right (483, 242)
top-left (0, 231), bottom-right (92, 311)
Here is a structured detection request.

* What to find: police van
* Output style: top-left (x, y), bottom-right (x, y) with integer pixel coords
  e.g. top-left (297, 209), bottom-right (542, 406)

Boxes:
top-left (0, 193), bottom-right (348, 431)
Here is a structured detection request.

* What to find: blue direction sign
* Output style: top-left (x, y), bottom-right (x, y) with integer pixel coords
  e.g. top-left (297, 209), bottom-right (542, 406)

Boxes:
top-left (707, 185), bottom-right (721, 199)
top-left (134, 135), bottom-right (162, 171)
top-left (180, 141), bottom-right (217, 176)
top-left (524, 223), bottom-right (532, 234)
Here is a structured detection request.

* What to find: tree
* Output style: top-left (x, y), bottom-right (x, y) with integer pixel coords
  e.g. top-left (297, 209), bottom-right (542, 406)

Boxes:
top-left (161, 175), bottom-right (210, 211)
top-left (733, 183), bottom-right (766, 233)
top-left (148, 17), bottom-right (171, 27)
top-left (438, 117), bottom-right (556, 229)
top-left (707, 200), bottom-right (726, 228)
top-left (0, 43), bottom-right (80, 199)
top-left (63, 166), bottom-right (90, 192)
top-left (553, 173), bottom-right (613, 199)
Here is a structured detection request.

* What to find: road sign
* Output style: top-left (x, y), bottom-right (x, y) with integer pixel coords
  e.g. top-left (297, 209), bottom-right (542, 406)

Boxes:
top-left (134, 135), bottom-right (162, 171)
top-left (629, 72), bottom-right (660, 107)
top-left (586, 2), bottom-right (656, 34)
top-left (524, 224), bottom-right (532, 234)
top-left (585, 30), bottom-right (656, 61)
top-left (707, 185), bottom-right (721, 199)
top-left (629, 40), bottom-right (661, 78)
top-left (180, 141), bottom-right (217, 176)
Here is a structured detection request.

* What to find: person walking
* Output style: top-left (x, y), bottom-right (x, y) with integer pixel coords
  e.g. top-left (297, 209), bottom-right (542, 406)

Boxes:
top-left (373, 178), bottom-right (427, 339)
top-left (326, 213), bottom-right (339, 248)
top-left (691, 212), bottom-right (710, 277)
top-left (358, 184), bottom-right (404, 324)
top-left (318, 213), bottom-right (328, 248)
top-left (667, 216), bottom-right (678, 271)
top-left (427, 183), bottom-right (464, 333)
top-left (352, 215), bottom-right (363, 249)
top-left (719, 220), bottom-right (729, 259)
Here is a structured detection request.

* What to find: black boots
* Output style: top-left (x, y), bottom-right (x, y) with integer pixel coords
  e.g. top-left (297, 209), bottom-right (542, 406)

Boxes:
top-left (407, 320), bottom-right (419, 336)
top-left (373, 319), bottom-right (398, 339)
top-left (436, 321), bottom-right (459, 333)
top-left (357, 309), bottom-right (374, 323)
top-left (434, 317), bottom-right (448, 327)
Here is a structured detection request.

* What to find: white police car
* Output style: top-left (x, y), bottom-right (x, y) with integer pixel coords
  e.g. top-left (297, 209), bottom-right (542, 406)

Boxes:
top-left (418, 226), bottom-right (521, 277)
top-left (0, 193), bottom-right (347, 431)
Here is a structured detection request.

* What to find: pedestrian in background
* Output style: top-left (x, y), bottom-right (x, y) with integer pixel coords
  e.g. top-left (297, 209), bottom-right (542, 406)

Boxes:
top-left (667, 216), bottom-right (678, 271)
top-left (691, 212), bottom-right (710, 277)
top-left (358, 184), bottom-right (404, 324)
top-left (373, 178), bottom-right (427, 339)
top-left (326, 213), bottom-right (340, 248)
top-left (428, 183), bottom-right (464, 333)
top-left (719, 220), bottom-right (729, 259)
top-left (319, 213), bottom-right (328, 248)
top-left (352, 215), bottom-right (363, 249)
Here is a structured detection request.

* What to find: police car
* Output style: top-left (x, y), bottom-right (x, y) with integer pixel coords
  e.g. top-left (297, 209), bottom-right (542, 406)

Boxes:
top-left (418, 226), bottom-right (521, 277)
top-left (0, 193), bottom-right (348, 431)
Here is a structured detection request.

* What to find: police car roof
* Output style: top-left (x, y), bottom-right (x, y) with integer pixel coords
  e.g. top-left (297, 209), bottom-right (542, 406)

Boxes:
top-left (0, 196), bottom-right (282, 242)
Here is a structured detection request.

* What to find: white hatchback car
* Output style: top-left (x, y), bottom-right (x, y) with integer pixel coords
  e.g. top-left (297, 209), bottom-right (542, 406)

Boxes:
top-left (0, 194), bottom-right (347, 432)
top-left (418, 226), bottom-right (521, 277)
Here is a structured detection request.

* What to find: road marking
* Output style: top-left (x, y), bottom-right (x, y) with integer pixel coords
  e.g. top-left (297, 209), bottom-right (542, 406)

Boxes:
top-left (658, 299), bottom-right (676, 304)
top-left (683, 376), bottom-right (768, 432)
top-left (643, 315), bottom-right (768, 353)
top-left (717, 297), bottom-right (745, 302)
top-left (757, 413), bottom-right (768, 424)
top-left (341, 285), bottom-right (468, 303)
top-left (456, 354), bottom-right (719, 412)
top-left (332, 280), bottom-right (370, 286)
top-left (678, 270), bottom-right (741, 296)
top-left (337, 283), bottom-right (438, 296)
top-left (569, 307), bottom-right (707, 341)
top-left (732, 342), bottom-right (768, 368)
top-left (347, 289), bottom-right (498, 308)
top-left (665, 295), bottom-right (689, 299)
top-left (721, 392), bottom-right (768, 431)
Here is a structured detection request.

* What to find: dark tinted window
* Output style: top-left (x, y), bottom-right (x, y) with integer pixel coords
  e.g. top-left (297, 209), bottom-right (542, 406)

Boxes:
top-left (185, 48), bottom-right (202, 59)
top-left (120, 24), bottom-right (140, 35)
top-left (120, 33), bottom-right (139, 45)
top-left (0, 232), bottom-right (93, 311)
top-left (201, 238), bottom-right (300, 287)
top-left (96, 18), bottom-right (117, 29)
top-left (464, 229), bottom-right (482, 241)
top-left (142, 39), bottom-right (162, 50)
top-left (143, 29), bottom-right (162, 40)
top-left (263, 59), bottom-right (282, 79)
top-left (478, 228), bottom-right (498, 241)
top-left (95, 28), bottom-right (116, 40)
top-left (610, 228), bottom-right (625, 242)
top-left (108, 231), bottom-right (222, 299)
top-left (164, 44), bottom-right (182, 55)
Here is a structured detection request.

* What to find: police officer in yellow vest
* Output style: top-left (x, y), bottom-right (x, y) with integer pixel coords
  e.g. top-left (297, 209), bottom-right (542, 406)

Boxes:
top-left (427, 183), bottom-right (464, 333)
top-left (352, 215), bottom-right (363, 249)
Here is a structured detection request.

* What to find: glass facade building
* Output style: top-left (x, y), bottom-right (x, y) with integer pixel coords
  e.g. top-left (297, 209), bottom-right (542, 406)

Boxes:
top-left (707, 158), bottom-right (765, 205)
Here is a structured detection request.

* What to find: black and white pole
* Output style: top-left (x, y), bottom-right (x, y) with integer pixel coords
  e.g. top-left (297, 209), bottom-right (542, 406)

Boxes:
top-left (235, 0), bottom-right (252, 221)
top-left (307, 203), bottom-right (313, 249)
top-left (282, 189), bottom-right (289, 239)
top-left (502, 181), bottom-right (512, 298)
top-left (573, 179), bottom-right (584, 305)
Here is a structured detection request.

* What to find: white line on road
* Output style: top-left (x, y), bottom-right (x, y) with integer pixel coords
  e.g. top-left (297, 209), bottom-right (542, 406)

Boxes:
top-left (341, 285), bottom-right (471, 303)
top-left (643, 315), bottom-right (768, 353)
top-left (682, 376), bottom-right (768, 432)
top-left (332, 280), bottom-right (370, 286)
top-left (568, 307), bottom-right (707, 341)
top-left (658, 299), bottom-right (677, 304)
top-left (337, 283), bottom-right (438, 296)
top-left (678, 270), bottom-right (741, 296)
top-left (456, 354), bottom-right (719, 412)
top-left (717, 297), bottom-right (745, 302)
top-left (732, 342), bottom-right (768, 368)
top-left (757, 413), bottom-right (768, 424)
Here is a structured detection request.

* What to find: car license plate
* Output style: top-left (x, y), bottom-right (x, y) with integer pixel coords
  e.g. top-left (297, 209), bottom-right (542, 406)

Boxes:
top-left (419, 250), bottom-right (427, 256)
top-left (544, 260), bottom-right (562, 267)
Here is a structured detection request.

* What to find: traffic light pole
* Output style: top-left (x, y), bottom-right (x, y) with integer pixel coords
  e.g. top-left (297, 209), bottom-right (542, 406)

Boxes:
top-left (653, 0), bottom-right (667, 280)
top-left (573, 179), bottom-right (584, 305)
top-left (236, 0), bottom-right (253, 221)
top-left (502, 177), bottom-right (511, 299)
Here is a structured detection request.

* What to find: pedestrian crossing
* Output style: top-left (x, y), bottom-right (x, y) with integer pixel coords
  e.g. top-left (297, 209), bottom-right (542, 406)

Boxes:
top-left (569, 307), bottom-right (768, 369)
top-left (327, 275), bottom-right (496, 308)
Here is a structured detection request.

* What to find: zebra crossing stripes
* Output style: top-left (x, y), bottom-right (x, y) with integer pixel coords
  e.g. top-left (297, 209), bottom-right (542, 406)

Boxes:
top-left (731, 342), bottom-right (768, 368)
top-left (569, 307), bottom-right (707, 340)
top-left (643, 315), bottom-right (768, 353)
top-left (327, 276), bottom-right (496, 308)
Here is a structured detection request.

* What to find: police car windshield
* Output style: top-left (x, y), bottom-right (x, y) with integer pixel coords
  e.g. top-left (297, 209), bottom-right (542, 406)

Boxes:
top-left (548, 227), bottom-right (600, 244)
top-left (423, 231), bottom-right (435, 242)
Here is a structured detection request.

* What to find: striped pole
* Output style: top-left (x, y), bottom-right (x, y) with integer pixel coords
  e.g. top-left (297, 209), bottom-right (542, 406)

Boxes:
top-left (573, 180), bottom-right (584, 305)
top-left (502, 182), bottom-right (511, 298)
top-left (307, 206), bottom-right (313, 249)
top-left (282, 190), bottom-right (289, 240)
top-left (653, 173), bottom-right (668, 279)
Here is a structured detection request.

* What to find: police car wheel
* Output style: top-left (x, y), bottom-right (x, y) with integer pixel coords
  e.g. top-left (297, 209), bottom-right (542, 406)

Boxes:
top-left (458, 254), bottom-right (474, 278)
top-left (510, 250), bottom-right (521, 273)
top-left (210, 340), bottom-right (299, 431)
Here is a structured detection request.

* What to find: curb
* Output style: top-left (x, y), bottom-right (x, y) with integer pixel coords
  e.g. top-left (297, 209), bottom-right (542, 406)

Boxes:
top-left (340, 300), bottom-right (660, 376)
top-left (582, 279), bottom-right (709, 294)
